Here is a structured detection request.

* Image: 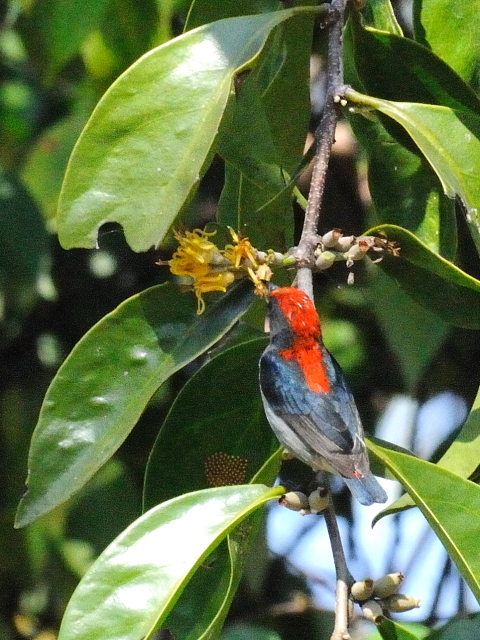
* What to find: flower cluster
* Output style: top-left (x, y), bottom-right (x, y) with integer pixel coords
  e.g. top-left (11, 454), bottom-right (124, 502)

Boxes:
top-left (163, 226), bottom-right (399, 313)
top-left (164, 227), bottom-right (275, 314)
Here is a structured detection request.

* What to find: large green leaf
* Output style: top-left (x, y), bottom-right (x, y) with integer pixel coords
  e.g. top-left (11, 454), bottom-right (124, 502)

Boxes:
top-left (15, 280), bottom-right (255, 528)
top-left (344, 20), bottom-right (457, 257)
top-left (143, 338), bottom-right (275, 508)
top-left (412, 0), bottom-right (480, 86)
top-left (216, 0), bottom-right (313, 250)
top-left (367, 266), bottom-right (449, 391)
top-left (348, 18), bottom-right (480, 113)
top-left (185, 0), bottom-right (281, 30)
top-left (375, 618), bottom-right (427, 640)
top-left (366, 225), bottom-right (480, 329)
top-left (368, 439), bottom-right (480, 603)
top-left (375, 385), bottom-right (480, 517)
top-left (57, 7), bottom-right (325, 252)
top-left (161, 451), bottom-right (283, 640)
top-left (57, 484), bottom-right (284, 640)
top-left (346, 90), bottom-right (480, 253)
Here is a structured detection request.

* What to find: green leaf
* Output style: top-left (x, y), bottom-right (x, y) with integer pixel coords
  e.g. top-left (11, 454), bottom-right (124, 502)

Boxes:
top-left (217, 1), bottom-right (313, 250)
top-left (428, 612), bottom-right (480, 640)
top-left (368, 439), bottom-right (480, 602)
top-left (143, 338), bottom-right (275, 508)
top-left (348, 18), bottom-right (480, 113)
top-left (0, 171), bottom-right (49, 346)
top-left (185, 0), bottom-right (281, 30)
top-left (361, 0), bottom-right (403, 35)
top-left (372, 619), bottom-right (429, 640)
top-left (366, 224), bottom-right (480, 329)
top-left (162, 451), bottom-right (282, 640)
top-left (15, 280), bottom-right (255, 528)
top-left (18, 0), bottom-right (110, 80)
top-left (413, 0), bottom-right (480, 86)
top-left (57, 484), bottom-right (284, 640)
top-left (344, 20), bottom-right (457, 257)
top-left (367, 265), bottom-right (450, 391)
top-left (375, 618), bottom-right (427, 640)
top-left (57, 7), bottom-right (324, 252)
top-left (347, 90), bottom-right (480, 254)
top-left (21, 115), bottom-right (87, 225)
top-left (376, 385), bottom-right (480, 517)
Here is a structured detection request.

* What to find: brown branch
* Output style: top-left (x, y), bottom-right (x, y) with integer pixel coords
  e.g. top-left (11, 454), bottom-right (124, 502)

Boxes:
top-left (324, 500), bottom-right (354, 640)
top-left (294, 2), bottom-right (353, 638)
top-left (295, 0), bottom-right (347, 299)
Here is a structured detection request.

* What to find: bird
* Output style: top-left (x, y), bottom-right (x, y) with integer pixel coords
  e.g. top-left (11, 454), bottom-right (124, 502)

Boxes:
top-left (259, 284), bottom-right (387, 506)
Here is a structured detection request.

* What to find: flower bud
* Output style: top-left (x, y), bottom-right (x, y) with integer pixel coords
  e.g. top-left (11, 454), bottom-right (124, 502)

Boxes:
top-left (351, 579), bottom-right (374, 602)
top-left (256, 251), bottom-right (267, 263)
top-left (334, 235), bottom-right (356, 252)
top-left (322, 229), bottom-right (343, 248)
top-left (345, 242), bottom-right (369, 262)
top-left (361, 599), bottom-right (384, 624)
top-left (382, 594), bottom-right (420, 613)
top-left (308, 487), bottom-right (329, 514)
top-left (279, 491), bottom-right (309, 512)
top-left (373, 573), bottom-right (404, 598)
top-left (315, 251), bottom-right (336, 270)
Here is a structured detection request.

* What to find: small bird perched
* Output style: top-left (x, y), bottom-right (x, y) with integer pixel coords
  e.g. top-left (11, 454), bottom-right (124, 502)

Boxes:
top-left (259, 284), bottom-right (387, 506)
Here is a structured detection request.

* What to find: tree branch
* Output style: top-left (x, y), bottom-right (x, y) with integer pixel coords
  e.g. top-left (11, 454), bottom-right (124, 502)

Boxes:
top-left (295, 0), bottom-right (347, 299)
top-left (324, 500), bottom-right (354, 640)
top-left (294, 2), bottom-right (353, 638)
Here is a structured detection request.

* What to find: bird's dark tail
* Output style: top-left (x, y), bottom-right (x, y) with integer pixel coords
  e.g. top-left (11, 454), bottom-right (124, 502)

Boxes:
top-left (343, 474), bottom-right (388, 506)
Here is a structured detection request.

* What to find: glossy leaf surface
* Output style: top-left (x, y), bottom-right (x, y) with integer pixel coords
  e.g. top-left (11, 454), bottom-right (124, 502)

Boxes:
top-left (377, 385), bottom-right (480, 516)
top-left (367, 225), bottom-right (480, 329)
top-left (368, 439), bottom-right (480, 602)
top-left (348, 90), bottom-right (480, 253)
top-left (58, 485), bottom-right (283, 640)
top-left (15, 281), bottom-right (255, 527)
top-left (57, 8), bottom-right (319, 252)
top-left (162, 451), bottom-right (282, 640)
top-left (344, 20), bottom-right (457, 257)
top-left (413, 0), bottom-right (480, 84)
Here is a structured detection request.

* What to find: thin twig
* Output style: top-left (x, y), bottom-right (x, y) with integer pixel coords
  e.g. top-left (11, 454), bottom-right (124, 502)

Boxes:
top-left (295, 0), bottom-right (347, 299)
top-left (324, 499), bottom-right (354, 640)
top-left (294, 1), bottom-right (352, 638)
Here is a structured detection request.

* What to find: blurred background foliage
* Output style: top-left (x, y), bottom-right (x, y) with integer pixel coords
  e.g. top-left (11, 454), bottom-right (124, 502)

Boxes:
top-left (1, 0), bottom-right (480, 639)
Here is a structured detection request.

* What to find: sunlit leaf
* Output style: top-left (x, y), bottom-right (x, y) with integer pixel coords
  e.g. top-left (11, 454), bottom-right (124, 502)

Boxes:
top-left (347, 90), bottom-right (480, 253)
top-left (57, 7), bottom-right (325, 252)
top-left (368, 439), bottom-right (480, 602)
top-left (376, 385), bottom-right (480, 517)
top-left (58, 484), bottom-right (284, 640)
top-left (15, 281), bottom-right (254, 528)
top-left (412, 0), bottom-right (480, 85)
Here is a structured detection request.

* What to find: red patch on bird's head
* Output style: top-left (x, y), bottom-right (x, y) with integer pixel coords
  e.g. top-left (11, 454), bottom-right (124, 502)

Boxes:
top-left (270, 287), bottom-right (321, 338)
top-left (270, 287), bottom-right (330, 393)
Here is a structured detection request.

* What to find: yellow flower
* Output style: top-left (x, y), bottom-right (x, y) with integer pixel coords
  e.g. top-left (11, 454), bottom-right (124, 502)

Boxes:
top-left (224, 227), bottom-right (258, 269)
top-left (168, 228), bottom-right (234, 314)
